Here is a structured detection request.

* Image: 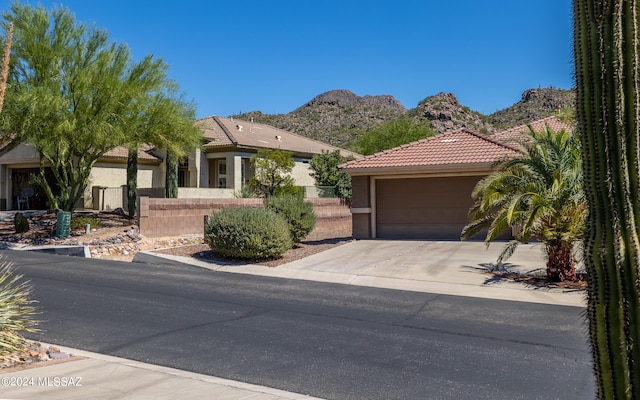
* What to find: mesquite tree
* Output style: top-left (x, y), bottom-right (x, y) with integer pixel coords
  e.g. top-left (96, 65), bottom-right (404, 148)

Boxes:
top-left (1, 4), bottom-right (199, 212)
top-left (573, 1), bottom-right (640, 398)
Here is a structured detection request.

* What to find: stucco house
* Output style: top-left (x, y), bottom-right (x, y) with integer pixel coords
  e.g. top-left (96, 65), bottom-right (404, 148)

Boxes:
top-left (0, 116), bottom-right (357, 210)
top-left (182, 116), bottom-right (358, 199)
top-left (0, 142), bottom-right (164, 211)
top-left (340, 116), bottom-right (572, 240)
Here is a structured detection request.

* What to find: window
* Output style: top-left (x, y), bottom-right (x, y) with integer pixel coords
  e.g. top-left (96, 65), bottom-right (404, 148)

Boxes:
top-left (178, 159), bottom-right (189, 187)
top-left (217, 159), bottom-right (227, 188)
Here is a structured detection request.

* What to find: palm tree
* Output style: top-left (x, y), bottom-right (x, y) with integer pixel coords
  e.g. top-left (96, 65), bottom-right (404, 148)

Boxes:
top-left (461, 126), bottom-right (586, 282)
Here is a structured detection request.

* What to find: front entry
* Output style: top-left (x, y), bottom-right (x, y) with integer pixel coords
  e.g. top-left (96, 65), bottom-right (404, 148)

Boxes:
top-left (11, 168), bottom-right (56, 210)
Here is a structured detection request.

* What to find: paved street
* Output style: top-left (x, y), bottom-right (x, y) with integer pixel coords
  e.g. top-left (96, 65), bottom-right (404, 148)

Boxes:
top-left (2, 249), bottom-right (594, 399)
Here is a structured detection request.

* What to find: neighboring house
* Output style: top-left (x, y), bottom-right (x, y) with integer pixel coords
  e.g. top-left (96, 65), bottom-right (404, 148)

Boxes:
top-left (340, 116), bottom-right (572, 240)
top-left (0, 116), bottom-right (357, 210)
top-left (491, 115), bottom-right (573, 144)
top-left (181, 116), bottom-right (358, 199)
top-left (0, 141), bottom-right (163, 210)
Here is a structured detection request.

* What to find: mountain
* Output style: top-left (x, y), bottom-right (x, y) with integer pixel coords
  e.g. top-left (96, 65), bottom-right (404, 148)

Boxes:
top-left (410, 92), bottom-right (497, 135)
top-left (233, 90), bottom-right (407, 147)
top-left (488, 87), bottom-right (575, 129)
top-left (230, 87), bottom-right (574, 149)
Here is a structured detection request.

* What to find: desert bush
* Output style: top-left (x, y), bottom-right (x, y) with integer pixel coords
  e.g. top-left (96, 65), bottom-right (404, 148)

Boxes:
top-left (266, 194), bottom-right (316, 243)
top-left (70, 217), bottom-right (102, 230)
top-left (205, 207), bottom-right (292, 260)
top-left (273, 184), bottom-right (305, 198)
top-left (14, 212), bottom-right (29, 233)
top-left (0, 259), bottom-right (39, 357)
top-left (233, 184), bottom-right (258, 198)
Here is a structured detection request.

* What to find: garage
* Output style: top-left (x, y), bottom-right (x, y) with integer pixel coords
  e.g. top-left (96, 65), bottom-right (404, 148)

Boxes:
top-left (340, 128), bottom-right (524, 240)
top-left (375, 176), bottom-right (483, 239)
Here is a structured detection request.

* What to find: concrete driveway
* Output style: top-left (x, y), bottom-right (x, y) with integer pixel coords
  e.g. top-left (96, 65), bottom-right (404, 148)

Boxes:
top-left (138, 239), bottom-right (586, 308)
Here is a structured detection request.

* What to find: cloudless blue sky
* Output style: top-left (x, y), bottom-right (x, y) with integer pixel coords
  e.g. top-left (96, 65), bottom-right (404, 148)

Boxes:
top-left (0, 1), bottom-right (574, 119)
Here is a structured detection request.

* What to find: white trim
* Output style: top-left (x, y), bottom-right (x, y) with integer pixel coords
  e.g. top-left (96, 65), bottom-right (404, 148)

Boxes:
top-left (370, 170), bottom-right (492, 180)
top-left (350, 207), bottom-right (371, 214)
top-left (343, 163), bottom-right (496, 177)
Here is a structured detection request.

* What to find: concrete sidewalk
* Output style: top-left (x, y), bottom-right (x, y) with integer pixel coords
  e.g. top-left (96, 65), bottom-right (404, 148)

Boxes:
top-left (1, 239), bottom-right (586, 399)
top-left (0, 344), bottom-right (321, 400)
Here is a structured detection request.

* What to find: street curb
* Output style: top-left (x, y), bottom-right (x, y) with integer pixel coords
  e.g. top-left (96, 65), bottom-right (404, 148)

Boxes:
top-left (0, 242), bottom-right (90, 258)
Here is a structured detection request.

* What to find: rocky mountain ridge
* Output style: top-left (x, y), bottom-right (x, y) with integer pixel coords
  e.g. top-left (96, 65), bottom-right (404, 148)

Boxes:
top-left (231, 87), bottom-right (575, 148)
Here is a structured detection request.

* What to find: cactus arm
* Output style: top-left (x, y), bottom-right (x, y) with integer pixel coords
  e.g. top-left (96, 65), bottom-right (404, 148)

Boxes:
top-left (573, 1), bottom-right (640, 398)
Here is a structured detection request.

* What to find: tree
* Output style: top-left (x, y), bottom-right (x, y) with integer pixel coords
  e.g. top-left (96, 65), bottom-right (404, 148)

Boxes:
top-left (573, 1), bottom-right (640, 398)
top-left (0, 3), bottom-right (199, 212)
top-left (249, 148), bottom-right (296, 198)
top-left (461, 126), bottom-right (586, 282)
top-left (165, 150), bottom-right (179, 198)
top-left (348, 116), bottom-right (436, 155)
top-left (309, 150), bottom-right (354, 200)
top-left (0, 21), bottom-right (12, 113)
top-left (126, 93), bottom-right (201, 216)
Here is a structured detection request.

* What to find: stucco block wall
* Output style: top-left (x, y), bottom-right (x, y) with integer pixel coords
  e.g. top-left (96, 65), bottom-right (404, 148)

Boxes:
top-left (291, 161), bottom-right (315, 186)
top-left (350, 176), bottom-right (370, 208)
top-left (85, 163), bottom-right (161, 209)
top-left (352, 214), bottom-right (371, 239)
top-left (350, 176), bottom-right (371, 239)
top-left (137, 197), bottom-right (351, 238)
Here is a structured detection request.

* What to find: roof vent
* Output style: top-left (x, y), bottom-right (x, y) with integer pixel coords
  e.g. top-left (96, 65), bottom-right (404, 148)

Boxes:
top-left (236, 125), bottom-right (243, 131)
top-left (275, 135), bottom-right (282, 142)
top-left (440, 138), bottom-right (458, 143)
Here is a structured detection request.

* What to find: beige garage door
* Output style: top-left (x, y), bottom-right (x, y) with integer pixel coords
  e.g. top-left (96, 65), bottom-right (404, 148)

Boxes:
top-left (376, 176), bottom-right (483, 239)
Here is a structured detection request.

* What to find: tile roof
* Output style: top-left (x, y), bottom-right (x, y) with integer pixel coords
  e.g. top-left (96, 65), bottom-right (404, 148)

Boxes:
top-left (101, 144), bottom-right (162, 163)
top-left (491, 116), bottom-right (573, 145)
top-left (196, 116), bottom-right (359, 158)
top-left (339, 129), bottom-right (521, 172)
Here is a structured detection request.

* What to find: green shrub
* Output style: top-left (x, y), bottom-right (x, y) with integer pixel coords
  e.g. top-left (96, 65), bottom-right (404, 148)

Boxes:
top-left (0, 259), bottom-right (39, 357)
top-left (205, 207), bottom-right (292, 260)
top-left (234, 184), bottom-right (258, 198)
top-left (266, 194), bottom-right (316, 243)
top-left (273, 184), bottom-right (304, 198)
top-left (14, 212), bottom-right (29, 233)
top-left (70, 217), bottom-right (102, 230)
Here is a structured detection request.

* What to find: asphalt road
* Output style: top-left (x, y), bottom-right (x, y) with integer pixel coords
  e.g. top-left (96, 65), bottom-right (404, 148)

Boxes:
top-left (2, 250), bottom-right (594, 400)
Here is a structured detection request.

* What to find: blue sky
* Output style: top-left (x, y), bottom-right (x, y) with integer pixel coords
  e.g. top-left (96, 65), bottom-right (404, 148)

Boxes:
top-left (0, 1), bottom-right (574, 119)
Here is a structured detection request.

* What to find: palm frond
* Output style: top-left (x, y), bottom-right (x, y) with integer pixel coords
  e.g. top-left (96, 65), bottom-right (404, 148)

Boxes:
top-left (462, 125), bottom-right (585, 262)
top-left (497, 240), bottom-right (521, 266)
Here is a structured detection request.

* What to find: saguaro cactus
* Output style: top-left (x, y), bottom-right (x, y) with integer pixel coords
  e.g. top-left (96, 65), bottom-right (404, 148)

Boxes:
top-left (573, 1), bottom-right (640, 398)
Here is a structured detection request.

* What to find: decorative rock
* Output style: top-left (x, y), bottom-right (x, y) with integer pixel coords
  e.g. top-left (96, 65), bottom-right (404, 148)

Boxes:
top-left (48, 352), bottom-right (69, 359)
